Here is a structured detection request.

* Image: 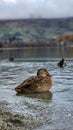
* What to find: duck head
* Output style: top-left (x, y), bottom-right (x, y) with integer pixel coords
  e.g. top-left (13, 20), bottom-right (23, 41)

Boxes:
top-left (37, 68), bottom-right (50, 77)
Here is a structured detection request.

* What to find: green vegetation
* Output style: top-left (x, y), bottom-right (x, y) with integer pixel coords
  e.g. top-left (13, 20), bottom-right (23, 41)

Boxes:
top-left (0, 18), bottom-right (73, 40)
top-left (0, 18), bottom-right (73, 41)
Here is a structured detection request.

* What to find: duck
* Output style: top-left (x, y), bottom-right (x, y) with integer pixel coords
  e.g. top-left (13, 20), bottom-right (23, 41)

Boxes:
top-left (9, 57), bottom-right (14, 62)
top-left (15, 68), bottom-right (52, 94)
top-left (57, 58), bottom-right (67, 68)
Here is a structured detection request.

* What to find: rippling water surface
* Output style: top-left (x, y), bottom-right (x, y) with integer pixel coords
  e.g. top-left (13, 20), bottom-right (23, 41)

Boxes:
top-left (0, 47), bottom-right (73, 130)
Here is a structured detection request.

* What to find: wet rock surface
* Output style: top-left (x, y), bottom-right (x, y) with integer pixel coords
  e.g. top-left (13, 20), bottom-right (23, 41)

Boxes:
top-left (0, 101), bottom-right (42, 130)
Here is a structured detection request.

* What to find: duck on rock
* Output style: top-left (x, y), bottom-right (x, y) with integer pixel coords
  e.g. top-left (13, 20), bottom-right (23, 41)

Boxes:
top-left (15, 68), bottom-right (52, 94)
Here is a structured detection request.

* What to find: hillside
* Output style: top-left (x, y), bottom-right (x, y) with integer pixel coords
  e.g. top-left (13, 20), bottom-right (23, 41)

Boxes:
top-left (0, 17), bottom-right (73, 41)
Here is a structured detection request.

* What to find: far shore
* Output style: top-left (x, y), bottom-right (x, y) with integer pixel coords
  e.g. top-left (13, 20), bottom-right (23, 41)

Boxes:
top-left (0, 44), bottom-right (73, 50)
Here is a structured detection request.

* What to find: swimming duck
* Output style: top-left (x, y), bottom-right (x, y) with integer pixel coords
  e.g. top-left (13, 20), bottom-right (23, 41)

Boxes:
top-left (57, 58), bottom-right (67, 68)
top-left (15, 68), bottom-right (52, 94)
top-left (9, 57), bottom-right (14, 61)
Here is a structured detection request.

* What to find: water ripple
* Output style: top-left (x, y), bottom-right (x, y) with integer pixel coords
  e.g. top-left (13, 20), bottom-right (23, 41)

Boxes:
top-left (0, 58), bottom-right (73, 129)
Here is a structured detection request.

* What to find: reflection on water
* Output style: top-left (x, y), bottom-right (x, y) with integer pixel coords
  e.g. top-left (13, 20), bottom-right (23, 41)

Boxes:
top-left (0, 46), bottom-right (73, 60)
top-left (0, 47), bottom-right (73, 130)
top-left (16, 91), bottom-right (52, 101)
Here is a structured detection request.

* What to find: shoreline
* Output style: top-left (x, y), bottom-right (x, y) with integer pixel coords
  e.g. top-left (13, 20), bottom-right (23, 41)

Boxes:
top-left (0, 101), bottom-right (42, 130)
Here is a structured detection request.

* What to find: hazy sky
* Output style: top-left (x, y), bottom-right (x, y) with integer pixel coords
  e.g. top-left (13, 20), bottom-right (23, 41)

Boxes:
top-left (0, 0), bottom-right (73, 19)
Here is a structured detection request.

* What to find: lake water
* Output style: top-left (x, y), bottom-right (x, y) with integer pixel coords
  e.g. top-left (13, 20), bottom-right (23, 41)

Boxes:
top-left (0, 46), bottom-right (73, 130)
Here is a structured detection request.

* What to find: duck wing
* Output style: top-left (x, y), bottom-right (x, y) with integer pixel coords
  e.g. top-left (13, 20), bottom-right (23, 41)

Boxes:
top-left (15, 76), bottom-right (38, 94)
